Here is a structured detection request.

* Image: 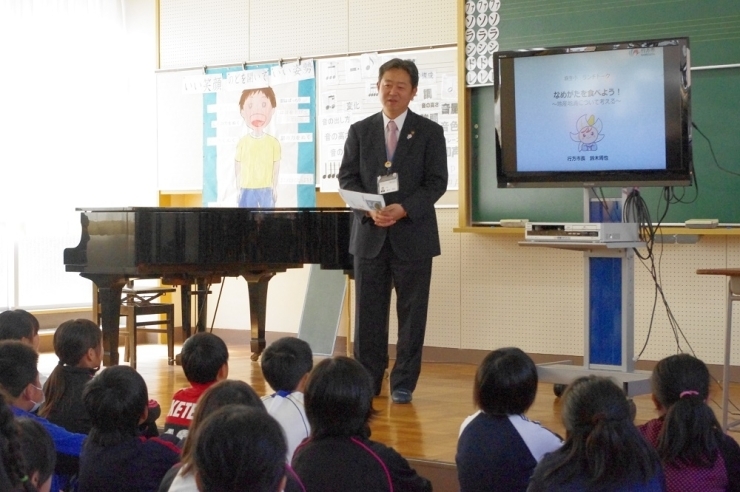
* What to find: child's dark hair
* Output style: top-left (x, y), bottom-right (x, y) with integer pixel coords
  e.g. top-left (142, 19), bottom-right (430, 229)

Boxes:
top-left (0, 341), bottom-right (38, 398)
top-left (16, 417), bottom-right (56, 491)
top-left (239, 87), bottom-right (277, 109)
top-left (0, 310), bottom-right (35, 342)
top-left (304, 356), bottom-right (376, 439)
top-left (13, 311), bottom-right (39, 337)
top-left (545, 376), bottom-right (659, 487)
top-left (193, 405), bottom-right (286, 492)
top-left (0, 394), bottom-right (40, 492)
top-left (474, 347), bottom-right (537, 415)
top-left (181, 333), bottom-right (229, 384)
top-left (180, 379), bottom-right (264, 474)
top-left (261, 337), bottom-right (313, 392)
top-left (83, 365), bottom-right (148, 447)
top-left (652, 353), bottom-right (722, 467)
top-left (38, 319), bottom-right (101, 419)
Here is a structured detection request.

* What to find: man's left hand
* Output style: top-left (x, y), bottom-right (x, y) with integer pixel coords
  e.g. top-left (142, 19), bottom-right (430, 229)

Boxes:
top-left (371, 204), bottom-right (407, 227)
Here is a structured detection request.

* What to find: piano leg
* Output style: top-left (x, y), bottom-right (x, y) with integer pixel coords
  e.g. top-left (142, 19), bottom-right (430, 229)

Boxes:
top-left (178, 279), bottom-right (212, 339)
top-left (84, 274), bottom-right (126, 367)
top-left (245, 273), bottom-right (275, 361)
top-left (195, 279), bottom-right (209, 333)
top-left (180, 284), bottom-right (192, 339)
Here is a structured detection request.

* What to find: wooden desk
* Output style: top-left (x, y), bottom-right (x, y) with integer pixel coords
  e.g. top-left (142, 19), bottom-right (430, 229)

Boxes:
top-left (696, 268), bottom-right (740, 431)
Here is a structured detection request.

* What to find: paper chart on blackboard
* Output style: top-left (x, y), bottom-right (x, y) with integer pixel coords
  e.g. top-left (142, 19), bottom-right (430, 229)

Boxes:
top-left (316, 47), bottom-right (459, 192)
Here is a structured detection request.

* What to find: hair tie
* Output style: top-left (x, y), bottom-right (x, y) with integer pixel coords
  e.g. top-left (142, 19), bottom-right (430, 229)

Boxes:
top-left (20, 475), bottom-right (29, 483)
top-left (680, 390), bottom-right (699, 399)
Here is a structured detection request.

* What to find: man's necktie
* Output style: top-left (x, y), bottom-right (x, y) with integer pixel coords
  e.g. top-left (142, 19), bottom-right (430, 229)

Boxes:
top-left (387, 120), bottom-right (398, 160)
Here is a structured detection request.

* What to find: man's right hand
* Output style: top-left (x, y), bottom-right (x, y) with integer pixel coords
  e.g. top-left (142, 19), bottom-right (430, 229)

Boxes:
top-left (369, 205), bottom-right (405, 228)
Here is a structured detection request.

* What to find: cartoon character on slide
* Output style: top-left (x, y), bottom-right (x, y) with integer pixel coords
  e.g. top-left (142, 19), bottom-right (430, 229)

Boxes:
top-left (570, 114), bottom-right (605, 151)
top-left (235, 87), bottom-right (281, 208)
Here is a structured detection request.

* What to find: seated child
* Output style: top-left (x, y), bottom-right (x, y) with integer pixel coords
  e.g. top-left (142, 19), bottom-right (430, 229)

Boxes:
top-left (159, 379), bottom-right (266, 492)
top-left (163, 333), bottom-right (229, 441)
top-left (0, 395), bottom-right (22, 491)
top-left (0, 393), bottom-right (56, 492)
top-left (638, 353), bottom-right (740, 491)
top-left (0, 309), bottom-right (40, 350)
top-left (528, 376), bottom-right (664, 491)
top-left (16, 417), bottom-right (57, 492)
top-left (38, 319), bottom-right (102, 434)
top-left (193, 406), bottom-right (287, 492)
top-left (0, 310), bottom-right (46, 393)
top-left (0, 340), bottom-right (86, 492)
top-left (260, 336), bottom-right (313, 461)
top-left (456, 347), bottom-right (562, 492)
top-left (292, 356), bottom-right (431, 492)
top-left (78, 365), bottom-right (180, 492)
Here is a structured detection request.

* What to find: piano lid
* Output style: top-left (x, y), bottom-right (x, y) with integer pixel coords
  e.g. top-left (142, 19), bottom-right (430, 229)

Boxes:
top-left (64, 207), bottom-right (353, 275)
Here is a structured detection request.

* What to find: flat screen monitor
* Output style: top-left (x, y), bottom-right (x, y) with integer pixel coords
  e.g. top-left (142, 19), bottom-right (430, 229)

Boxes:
top-left (494, 37), bottom-right (692, 188)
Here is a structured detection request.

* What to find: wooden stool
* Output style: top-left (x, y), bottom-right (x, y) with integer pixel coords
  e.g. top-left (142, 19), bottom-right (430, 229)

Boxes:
top-left (119, 283), bottom-right (176, 369)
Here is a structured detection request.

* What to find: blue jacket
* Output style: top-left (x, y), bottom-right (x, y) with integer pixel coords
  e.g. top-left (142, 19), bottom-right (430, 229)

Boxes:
top-left (12, 405), bottom-right (86, 455)
top-left (12, 405), bottom-right (86, 491)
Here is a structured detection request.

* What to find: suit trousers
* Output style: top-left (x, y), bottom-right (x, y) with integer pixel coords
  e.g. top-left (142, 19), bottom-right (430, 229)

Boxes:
top-left (353, 238), bottom-right (433, 394)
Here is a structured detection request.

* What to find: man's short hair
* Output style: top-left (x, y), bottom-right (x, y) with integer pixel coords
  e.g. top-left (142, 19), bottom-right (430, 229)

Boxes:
top-left (261, 337), bottom-right (313, 392)
top-left (83, 365), bottom-right (148, 446)
top-left (377, 58), bottom-right (419, 88)
top-left (0, 310), bottom-right (35, 341)
top-left (0, 341), bottom-right (38, 398)
top-left (181, 333), bottom-right (229, 385)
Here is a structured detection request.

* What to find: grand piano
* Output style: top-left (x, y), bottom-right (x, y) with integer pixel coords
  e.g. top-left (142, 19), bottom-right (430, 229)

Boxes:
top-left (63, 207), bottom-right (353, 366)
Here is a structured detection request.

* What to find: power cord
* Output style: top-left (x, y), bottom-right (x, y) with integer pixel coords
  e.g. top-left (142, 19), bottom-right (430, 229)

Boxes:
top-left (623, 179), bottom-right (740, 421)
top-left (693, 122), bottom-right (740, 178)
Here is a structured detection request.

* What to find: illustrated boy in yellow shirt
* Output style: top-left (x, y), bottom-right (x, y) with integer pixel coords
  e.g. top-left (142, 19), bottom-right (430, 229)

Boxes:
top-left (235, 87), bottom-right (281, 207)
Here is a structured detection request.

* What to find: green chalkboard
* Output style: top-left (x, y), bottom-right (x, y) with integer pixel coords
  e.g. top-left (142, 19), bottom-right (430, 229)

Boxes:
top-left (471, 1), bottom-right (740, 224)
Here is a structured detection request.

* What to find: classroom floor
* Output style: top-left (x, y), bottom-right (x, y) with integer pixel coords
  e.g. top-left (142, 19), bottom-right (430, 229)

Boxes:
top-left (38, 341), bottom-right (740, 465)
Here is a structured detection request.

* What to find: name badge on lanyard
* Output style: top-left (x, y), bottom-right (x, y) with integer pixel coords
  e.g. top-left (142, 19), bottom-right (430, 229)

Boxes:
top-left (377, 172), bottom-right (399, 194)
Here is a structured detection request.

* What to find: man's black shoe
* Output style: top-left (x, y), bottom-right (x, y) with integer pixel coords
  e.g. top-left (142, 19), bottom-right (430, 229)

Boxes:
top-left (391, 388), bottom-right (412, 404)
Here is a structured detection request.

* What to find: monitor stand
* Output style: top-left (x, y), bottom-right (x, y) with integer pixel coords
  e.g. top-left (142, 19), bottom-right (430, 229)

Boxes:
top-left (520, 188), bottom-right (651, 397)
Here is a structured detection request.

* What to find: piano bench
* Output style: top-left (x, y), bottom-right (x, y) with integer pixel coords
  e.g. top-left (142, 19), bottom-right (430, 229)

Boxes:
top-left (120, 302), bottom-right (175, 369)
top-left (119, 284), bottom-right (176, 370)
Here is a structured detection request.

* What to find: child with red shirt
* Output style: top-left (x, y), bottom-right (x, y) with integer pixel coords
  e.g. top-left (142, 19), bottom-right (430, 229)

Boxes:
top-left (163, 333), bottom-right (229, 441)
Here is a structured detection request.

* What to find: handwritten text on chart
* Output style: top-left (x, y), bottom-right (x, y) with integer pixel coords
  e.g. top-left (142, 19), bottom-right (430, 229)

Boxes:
top-left (183, 61), bottom-right (316, 94)
top-left (279, 133), bottom-right (314, 143)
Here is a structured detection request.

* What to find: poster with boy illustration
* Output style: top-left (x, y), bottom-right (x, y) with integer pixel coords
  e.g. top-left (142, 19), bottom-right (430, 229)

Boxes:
top-left (235, 87), bottom-right (281, 207)
top-left (200, 61), bottom-right (316, 208)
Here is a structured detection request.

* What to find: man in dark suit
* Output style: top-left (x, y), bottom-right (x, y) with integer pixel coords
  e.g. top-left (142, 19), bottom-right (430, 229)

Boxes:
top-left (338, 58), bottom-right (448, 404)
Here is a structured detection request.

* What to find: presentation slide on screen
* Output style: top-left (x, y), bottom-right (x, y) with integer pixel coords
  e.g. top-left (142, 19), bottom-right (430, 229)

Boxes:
top-left (513, 47), bottom-right (667, 172)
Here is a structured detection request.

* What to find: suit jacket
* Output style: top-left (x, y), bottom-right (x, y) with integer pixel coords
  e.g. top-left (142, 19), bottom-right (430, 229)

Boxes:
top-left (338, 110), bottom-right (448, 261)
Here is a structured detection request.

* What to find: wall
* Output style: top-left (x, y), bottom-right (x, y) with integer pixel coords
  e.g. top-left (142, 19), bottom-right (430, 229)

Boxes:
top-left (154, 0), bottom-right (740, 370)
top-left (156, 0), bottom-right (457, 336)
top-left (158, 0), bottom-right (457, 69)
